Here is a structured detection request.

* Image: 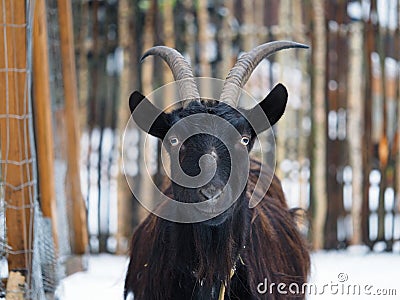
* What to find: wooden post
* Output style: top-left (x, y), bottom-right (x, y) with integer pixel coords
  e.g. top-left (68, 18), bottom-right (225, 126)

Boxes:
top-left (218, 0), bottom-right (234, 79)
top-left (183, 0), bottom-right (196, 70)
top-left (197, 0), bottom-right (211, 77)
top-left (275, 0), bottom-right (291, 179)
top-left (57, 0), bottom-right (88, 254)
top-left (397, 144), bottom-right (400, 218)
top-left (5, 271), bottom-right (25, 300)
top-left (76, 1), bottom-right (90, 132)
top-left (310, 0), bottom-right (328, 250)
top-left (361, 3), bottom-right (375, 247)
top-left (397, 1), bottom-right (400, 214)
top-left (241, 0), bottom-right (255, 51)
top-left (137, 0), bottom-right (156, 223)
top-left (321, 8), bottom-right (336, 248)
top-left (0, 0), bottom-right (33, 280)
top-left (162, 0), bottom-right (176, 107)
top-left (32, 0), bottom-right (59, 251)
top-left (348, 21), bottom-right (364, 245)
top-left (377, 21), bottom-right (388, 244)
top-left (116, 0), bottom-right (136, 254)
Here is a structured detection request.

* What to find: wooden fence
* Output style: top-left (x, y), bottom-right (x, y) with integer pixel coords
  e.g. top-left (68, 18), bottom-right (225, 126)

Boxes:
top-left (1, 0), bottom-right (88, 297)
top-left (74, 0), bottom-right (400, 253)
top-left (1, 2), bottom-right (399, 297)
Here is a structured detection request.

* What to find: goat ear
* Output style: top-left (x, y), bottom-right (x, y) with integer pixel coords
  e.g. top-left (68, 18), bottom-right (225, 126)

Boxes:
top-left (245, 83), bottom-right (288, 134)
top-left (129, 91), bottom-right (170, 139)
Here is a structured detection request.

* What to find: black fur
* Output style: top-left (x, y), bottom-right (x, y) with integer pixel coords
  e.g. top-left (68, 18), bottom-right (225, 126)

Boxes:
top-left (125, 84), bottom-right (310, 299)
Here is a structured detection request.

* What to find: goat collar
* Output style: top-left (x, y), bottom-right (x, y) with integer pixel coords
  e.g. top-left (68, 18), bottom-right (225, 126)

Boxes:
top-left (218, 254), bottom-right (245, 300)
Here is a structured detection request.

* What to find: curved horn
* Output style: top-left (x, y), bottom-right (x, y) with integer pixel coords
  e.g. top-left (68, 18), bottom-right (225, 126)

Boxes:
top-left (220, 41), bottom-right (309, 106)
top-left (141, 46), bottom-right (200, 107)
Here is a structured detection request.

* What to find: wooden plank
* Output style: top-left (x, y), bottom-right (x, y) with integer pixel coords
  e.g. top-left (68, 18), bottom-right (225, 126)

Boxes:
top-left (64, 255), bottom-right (87, 276)
top-left (197, 0), bottom-right (211, 77)
top-left (310, 0), bottom-right (327, 250)
top-left (116, 0), bottom-right (136, 254)
top-left (57, 0), bottom-right (88, 254)
top-left (5, 271), bottom-right (25, 300)
top-left (0, 0), bottom-right (33, 276)
top-left (218, 0), bottom-right (234, 80)
top-left (394, 3), bottom-right (400, 212)
top-left (324, 12), bottom-right (340, 248)
top-left (32, 0), bottom-right (58, 251)
top-left (348, 21), bottom-right (364, 245)
top-left (137, 0), bottom-right (156, 223)
top-left (361, 9), bottom-right (375, 247)
top-left (397, 1), bottom-right (400, 214)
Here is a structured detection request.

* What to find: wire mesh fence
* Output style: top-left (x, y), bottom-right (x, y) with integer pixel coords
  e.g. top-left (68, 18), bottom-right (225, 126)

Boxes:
top-left (0, 0), bottom-right (75, 298)
top-left (0, 0), bottom-right (46, 298)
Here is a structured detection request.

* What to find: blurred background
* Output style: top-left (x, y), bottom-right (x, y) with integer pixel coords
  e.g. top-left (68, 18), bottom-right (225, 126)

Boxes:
top-left (1, 0), bottom-right (400, 299)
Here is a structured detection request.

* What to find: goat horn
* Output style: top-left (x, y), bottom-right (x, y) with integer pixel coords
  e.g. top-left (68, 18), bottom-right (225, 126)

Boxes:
top-left (220, 41), bottom-right (309, 106)
top-left (141, 46), bottom-right (200, 108)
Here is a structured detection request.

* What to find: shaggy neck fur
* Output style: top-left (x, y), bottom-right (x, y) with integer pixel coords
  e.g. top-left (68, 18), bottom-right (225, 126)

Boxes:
top-left (125, 160), bottom-right (310, 300)
top-left (153, 187), bottom-right (250, 298)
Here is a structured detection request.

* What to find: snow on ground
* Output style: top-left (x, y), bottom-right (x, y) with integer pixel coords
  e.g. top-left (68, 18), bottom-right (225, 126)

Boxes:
top-left (58, 250), bottom-right (400, 300)
top-left (56, 255), bottom-right (127, 300)
top-left (309, 249), bottom-right (400, 299)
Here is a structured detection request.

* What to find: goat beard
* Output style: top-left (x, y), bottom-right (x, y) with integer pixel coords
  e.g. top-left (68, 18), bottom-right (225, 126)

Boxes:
top-left (192, 203), bottom-right (248, 286)
top-left (172, 202), bottom-right (248, 293)
top-left (163, 184), bottom-right (250, 289)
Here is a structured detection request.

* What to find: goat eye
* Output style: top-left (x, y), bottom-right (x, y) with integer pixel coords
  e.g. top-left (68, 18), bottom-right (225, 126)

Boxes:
top-left (240, 136), bottom-right (250, 146)
top-left (169, 137), bottom-right (179, 146)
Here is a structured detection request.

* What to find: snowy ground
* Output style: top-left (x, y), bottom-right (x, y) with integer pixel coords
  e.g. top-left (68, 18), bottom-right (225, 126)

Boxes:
top-left (308, 249), bottom-right (400, 299)
top-left (58, 249), bottom-right (400, 299)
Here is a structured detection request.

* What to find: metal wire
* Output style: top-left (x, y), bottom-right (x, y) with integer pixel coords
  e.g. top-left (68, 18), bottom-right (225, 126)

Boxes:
top-left (0, 0), bottom-right (58, 298)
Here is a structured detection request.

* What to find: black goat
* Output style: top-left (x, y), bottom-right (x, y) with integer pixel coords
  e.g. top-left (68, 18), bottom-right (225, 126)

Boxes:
top-left (125, 41), bottom-right (310, 300)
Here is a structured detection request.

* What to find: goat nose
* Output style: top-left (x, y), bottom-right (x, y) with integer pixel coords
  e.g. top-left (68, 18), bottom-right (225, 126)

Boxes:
top-left (199, 186), bottom-right (222, 200)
